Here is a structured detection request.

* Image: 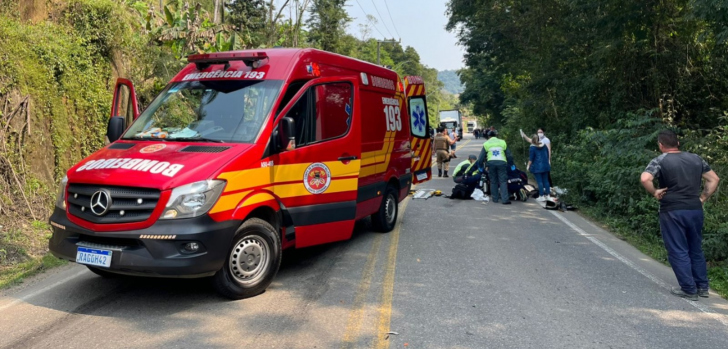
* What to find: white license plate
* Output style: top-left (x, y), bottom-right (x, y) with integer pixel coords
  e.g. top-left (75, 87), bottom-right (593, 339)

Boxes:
top-left (76, 247), bottom-right (112, 268)
top-left (416, 172), bottom-right (428, 181)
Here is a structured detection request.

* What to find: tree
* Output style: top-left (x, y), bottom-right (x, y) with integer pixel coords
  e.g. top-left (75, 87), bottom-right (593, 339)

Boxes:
top-left (306, 0), bottom-right (350, 53)
top-left (226, 0), bottom-right (267, 46)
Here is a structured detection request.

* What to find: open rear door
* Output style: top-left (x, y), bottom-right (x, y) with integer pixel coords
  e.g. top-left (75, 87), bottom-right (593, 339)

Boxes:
top-left (404, 76), bottom-right (432, 184)
top-left (111, 78), bottom-right (140, 127)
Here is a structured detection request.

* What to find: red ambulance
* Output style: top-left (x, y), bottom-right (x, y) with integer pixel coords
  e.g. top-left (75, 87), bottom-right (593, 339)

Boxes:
top-left (49, 48), bottom-right (432, 299)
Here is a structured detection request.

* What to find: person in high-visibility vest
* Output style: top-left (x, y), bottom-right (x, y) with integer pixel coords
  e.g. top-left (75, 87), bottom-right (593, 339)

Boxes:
top-left (453, 154), bottom-right (482, 193)
top-left (477, 130), bottom-right (511, 204)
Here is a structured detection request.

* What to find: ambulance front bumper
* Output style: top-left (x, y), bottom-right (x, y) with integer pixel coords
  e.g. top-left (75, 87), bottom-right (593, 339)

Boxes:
top-left (48, 208), bottom-right (240, 278)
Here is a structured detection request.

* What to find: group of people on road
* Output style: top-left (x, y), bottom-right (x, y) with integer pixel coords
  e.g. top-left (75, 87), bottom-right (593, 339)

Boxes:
top-left (473, 126), bottom-right (496, 140)
top-left (440, 127), bottom-right (555, 204)
top-left (474, 128), bottom-right (553, 204)
top-left (443, 125), bottom-right (722, 303)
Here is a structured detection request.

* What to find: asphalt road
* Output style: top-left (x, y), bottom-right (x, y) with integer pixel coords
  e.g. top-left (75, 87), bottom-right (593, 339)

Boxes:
top-left (2, 135), bottom-right (728, 348)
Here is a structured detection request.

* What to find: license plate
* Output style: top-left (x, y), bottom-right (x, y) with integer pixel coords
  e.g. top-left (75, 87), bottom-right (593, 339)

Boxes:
top-left (76, 247), bottom-right (112, 268)
top-left (416, 172), bottom-right (428, 181)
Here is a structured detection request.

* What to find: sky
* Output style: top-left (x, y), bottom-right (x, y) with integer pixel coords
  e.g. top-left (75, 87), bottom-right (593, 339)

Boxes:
top-left (343, 0), bottom-right (465, 71)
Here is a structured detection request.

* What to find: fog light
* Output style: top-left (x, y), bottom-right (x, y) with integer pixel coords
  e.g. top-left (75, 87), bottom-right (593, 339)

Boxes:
top-left (184, 242), bottom-right (199, 252)
top-left (163, 209), bottom-right (178, 219)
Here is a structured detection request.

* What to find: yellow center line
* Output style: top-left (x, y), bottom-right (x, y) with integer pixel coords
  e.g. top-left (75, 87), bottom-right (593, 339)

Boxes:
top-left (341, 233), bottom-right (384, 349)
top-left (374, 197), bottom-right (410, 349)
top-left (456, 138), bottom-right (472, 150)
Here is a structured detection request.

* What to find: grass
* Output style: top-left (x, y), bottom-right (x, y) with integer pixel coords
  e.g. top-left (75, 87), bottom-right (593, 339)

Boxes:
top-left (578, 206), bottom-right (728, 299)
top-left (0, 219), bottom-right (67, 290)
top-left (0, 253), bottom-right (67, 290)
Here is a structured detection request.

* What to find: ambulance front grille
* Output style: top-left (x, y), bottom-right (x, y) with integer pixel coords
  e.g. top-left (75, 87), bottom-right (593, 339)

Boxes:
top-left (67, 184), bottom-right (160, 224)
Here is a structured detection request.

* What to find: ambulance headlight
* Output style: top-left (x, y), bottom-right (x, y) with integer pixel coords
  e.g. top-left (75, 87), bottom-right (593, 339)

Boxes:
top-left (55, 176), bottom-right (68, 210)
top-left (162, 180), bottom-right (226, 219)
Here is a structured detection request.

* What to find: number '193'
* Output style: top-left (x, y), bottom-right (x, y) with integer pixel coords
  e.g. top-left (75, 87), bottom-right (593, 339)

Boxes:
top-left (384, 105), bottom-right (401, 131)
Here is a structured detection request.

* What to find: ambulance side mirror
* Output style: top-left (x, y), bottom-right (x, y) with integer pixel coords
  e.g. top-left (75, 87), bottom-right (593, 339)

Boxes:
top-left (107, 116), bottom-right (126, 143)
top-left (278, 117), bottom-right (296, 152)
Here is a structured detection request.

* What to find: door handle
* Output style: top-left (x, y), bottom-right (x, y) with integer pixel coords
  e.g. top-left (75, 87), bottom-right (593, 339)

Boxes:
top-left (338, 156), bottom-right (358, 161)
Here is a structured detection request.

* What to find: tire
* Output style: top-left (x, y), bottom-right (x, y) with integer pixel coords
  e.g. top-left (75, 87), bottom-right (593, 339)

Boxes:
top-left (213, 218), bottom-right (282, 300)
top-left (371, 186), bottom-right (399, 233)
top-left (86, 266), bottom-right (120, 278)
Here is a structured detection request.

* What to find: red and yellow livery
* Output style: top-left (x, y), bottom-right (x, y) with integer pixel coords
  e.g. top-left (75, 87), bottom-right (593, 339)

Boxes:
top-left (49, 48), bottom-right (432, 299)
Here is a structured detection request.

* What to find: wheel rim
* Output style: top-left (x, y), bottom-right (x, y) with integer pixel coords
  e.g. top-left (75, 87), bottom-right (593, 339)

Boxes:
top-left (229, 235), bottom-right (270, 286)
top-left (385, 193), bottom-right (397, 225)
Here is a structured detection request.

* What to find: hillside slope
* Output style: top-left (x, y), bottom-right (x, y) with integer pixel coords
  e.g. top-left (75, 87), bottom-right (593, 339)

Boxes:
top-left (437, 70), bottom-right (464, 94)
top-left (0, 0), bottom-right (154, 286)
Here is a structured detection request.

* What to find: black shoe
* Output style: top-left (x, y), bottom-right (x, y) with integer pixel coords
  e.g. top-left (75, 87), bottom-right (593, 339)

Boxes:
top-left (444, 171), bottom-right (449, 178)
top-left (671, 288), bottom-right (698, 301)
top-left (502, 201), bottom-right (512, 205)
top-left (438, 170), bottom-right (442, 177)
top-left (698, 288), bottom-right (709, 298)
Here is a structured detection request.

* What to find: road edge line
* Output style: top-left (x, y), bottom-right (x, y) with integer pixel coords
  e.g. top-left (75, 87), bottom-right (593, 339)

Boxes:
top-left (549, 210), bottom-right (728, 327)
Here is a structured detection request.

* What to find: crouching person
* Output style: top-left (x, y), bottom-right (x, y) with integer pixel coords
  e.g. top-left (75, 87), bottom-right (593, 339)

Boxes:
top-left (450, 155), bottom-right (482, 199)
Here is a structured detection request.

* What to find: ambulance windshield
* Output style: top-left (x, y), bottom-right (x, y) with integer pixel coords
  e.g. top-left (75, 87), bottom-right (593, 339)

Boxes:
top-left (122, 80), bottom-right (282, 143)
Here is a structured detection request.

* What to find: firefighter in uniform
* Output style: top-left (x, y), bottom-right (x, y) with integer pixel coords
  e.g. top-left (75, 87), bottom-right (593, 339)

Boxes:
top-left (434, 126), bottom-right (456, 177)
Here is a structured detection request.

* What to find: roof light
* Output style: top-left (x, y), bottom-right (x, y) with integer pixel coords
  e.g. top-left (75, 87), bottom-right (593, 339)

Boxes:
top-left (187, 52), bottom-right (269, 70)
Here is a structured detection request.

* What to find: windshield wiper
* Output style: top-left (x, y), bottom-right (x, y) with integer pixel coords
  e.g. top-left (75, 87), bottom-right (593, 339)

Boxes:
top-left (126, 136), bottom-right (167, 141)
top-left (169, 137), bottom-right (225, 143)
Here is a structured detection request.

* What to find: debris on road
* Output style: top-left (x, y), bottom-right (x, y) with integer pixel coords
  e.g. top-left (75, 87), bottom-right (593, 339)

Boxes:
top-left (412, 189), bottom-right (436, 199)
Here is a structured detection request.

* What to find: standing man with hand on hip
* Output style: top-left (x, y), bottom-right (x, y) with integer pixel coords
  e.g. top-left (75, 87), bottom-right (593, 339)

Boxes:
top-left (434, 126), bottom-right (456, 177)
top-left (640, 130), bottom-right (720, 301)
top-left (478, 131), bottom-right (511, 204)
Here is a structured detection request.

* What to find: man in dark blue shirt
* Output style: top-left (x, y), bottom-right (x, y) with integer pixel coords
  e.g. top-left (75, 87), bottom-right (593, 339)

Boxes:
top-left (641, 130), bottom-right (720, 301)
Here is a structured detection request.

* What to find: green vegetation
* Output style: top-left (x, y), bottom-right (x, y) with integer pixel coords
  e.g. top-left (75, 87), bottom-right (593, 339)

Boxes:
top-left (448, 0), bottom-right (728, 296)
top-left (0, 253), bottom-right (67, 289)
top-left (0, 0), bottom-right (454, 288)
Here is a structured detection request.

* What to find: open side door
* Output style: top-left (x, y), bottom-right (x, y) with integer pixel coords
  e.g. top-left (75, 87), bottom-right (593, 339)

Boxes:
top-left (404, 76), bottom-right (432, 184)
top-left (111, 78), bottom-right (140, 127)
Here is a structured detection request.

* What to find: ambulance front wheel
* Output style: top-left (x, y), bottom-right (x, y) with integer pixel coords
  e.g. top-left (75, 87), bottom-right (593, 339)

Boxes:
top-left (372, 186), bottom-right (398, 232)
top-left (213, 218), bottom-right (282, 300)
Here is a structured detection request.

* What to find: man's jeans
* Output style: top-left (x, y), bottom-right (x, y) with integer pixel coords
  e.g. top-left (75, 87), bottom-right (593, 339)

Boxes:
top-left (660, 210), bottom-right (708, 294)
top-left (487, 161), bottom-right (509, 203)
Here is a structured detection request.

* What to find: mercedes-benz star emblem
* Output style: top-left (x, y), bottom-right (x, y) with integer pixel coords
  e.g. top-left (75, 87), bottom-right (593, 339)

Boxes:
top-left (90, 190), bottom-right (112, 216)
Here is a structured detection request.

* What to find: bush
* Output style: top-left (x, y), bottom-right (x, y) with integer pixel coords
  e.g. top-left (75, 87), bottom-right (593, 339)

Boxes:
top-left (543, 112), bottom-right (728, 262)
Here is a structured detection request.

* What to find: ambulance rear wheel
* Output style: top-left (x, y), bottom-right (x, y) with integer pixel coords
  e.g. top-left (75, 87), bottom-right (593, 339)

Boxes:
top-left (372, 186), bottom-right (398, 233)
top-left (213, 218), bottom-right (282, 300)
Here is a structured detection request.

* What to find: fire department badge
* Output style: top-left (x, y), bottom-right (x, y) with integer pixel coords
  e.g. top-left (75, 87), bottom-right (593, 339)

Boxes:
top-left (140, 144), bottom-right (166, 154)
top-left (303, 162), bottom-right (332, 194)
